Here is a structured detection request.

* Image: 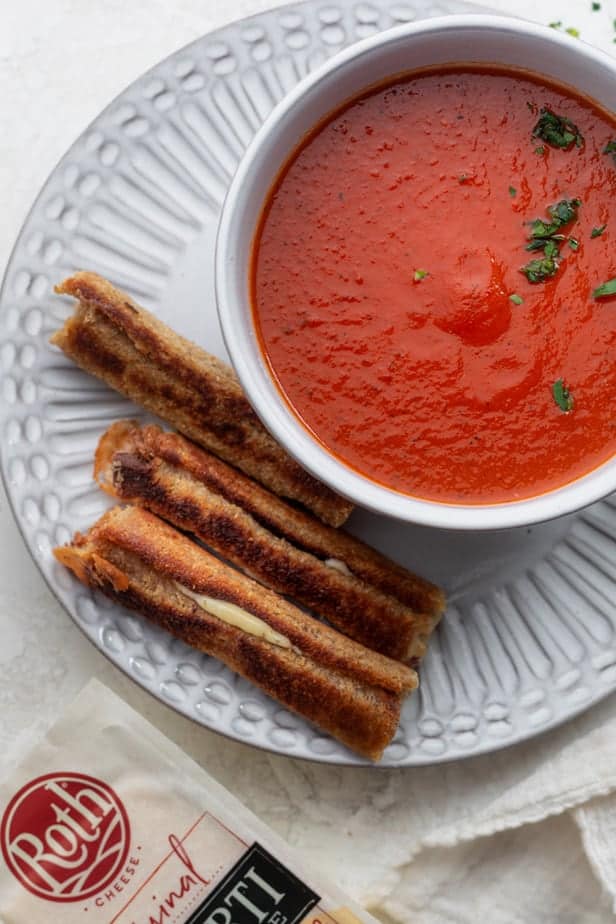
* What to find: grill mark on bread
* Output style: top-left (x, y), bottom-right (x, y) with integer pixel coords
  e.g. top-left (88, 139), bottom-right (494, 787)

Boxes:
top-left (72, 319), bottom-right (126, 377)
top-left (75, 507), bottom-right (416, 693)
top-left (63, 311), bottom-right (261, 448)
top-left (54, 506), bottom-right (416, 759)
top-left (96, 422), bottom-right (445, 661)
top-left (146, 421), bottom-right (443, 615)
top-left (52, 272), bottom-right (353, 526)
top-left (108, 451), bottom-right (422, 660)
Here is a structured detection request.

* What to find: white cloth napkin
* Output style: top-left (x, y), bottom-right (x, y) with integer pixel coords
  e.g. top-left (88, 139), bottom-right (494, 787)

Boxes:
top-left (263, 693), bottom-right (616, 921)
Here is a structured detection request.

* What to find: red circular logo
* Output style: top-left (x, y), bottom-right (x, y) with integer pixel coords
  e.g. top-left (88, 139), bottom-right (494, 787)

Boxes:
top-left (1, 772), bottom-right (131, 902)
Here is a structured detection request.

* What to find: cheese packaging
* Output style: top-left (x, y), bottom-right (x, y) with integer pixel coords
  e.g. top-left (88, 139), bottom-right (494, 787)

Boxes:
top-left (0, 679), bottom-right (377, 924)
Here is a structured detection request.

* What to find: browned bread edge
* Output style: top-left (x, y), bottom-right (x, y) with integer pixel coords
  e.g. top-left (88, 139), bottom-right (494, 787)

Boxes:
top-left (95, 421), bottom-right (439, 662)
top-left (54, 507), bottom-right (417, 759)
top-left (52, 272), bottom-right (353, 527)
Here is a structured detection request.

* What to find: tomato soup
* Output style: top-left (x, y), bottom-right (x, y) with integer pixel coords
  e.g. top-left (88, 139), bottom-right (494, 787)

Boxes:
top-left (251, 67), bottom-right (616, 504)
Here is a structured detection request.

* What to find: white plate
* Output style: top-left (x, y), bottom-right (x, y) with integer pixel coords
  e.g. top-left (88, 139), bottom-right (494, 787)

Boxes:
top-left (2, 0), bottom-right (616, 767)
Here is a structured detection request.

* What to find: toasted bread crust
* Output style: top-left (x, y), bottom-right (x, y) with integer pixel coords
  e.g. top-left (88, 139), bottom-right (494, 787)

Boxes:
top-left (134, 416), bottom-right (443, 622)
top-left (95, 421), bottom-right (438, 661)
top-left (52, 272), bottom-right (353, 527)
top-left (57, 506), bottom-right (416, 694)
top-left (55, 507), bottom-right (417, 759)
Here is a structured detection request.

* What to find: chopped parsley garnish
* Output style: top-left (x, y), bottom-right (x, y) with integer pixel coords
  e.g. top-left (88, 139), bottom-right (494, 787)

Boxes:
top-left (521, 256), bottom-right (560, 283)
top-left (520, 198), bottom-right (581, 282)
top-left (553, 379), bottom-right (574, 412)
top-left (591, 225), bottom-right (607, 238)
top-left (414, 269), bottom-right (429, 282)
top-left (549, 20), bottom-right (562, 28)
top-left (592, 2), bottom-right (601, 10)
top-left (532, 108), bottom-right (584, 149)
top-left (535, 145), bottom-right (546, 155)
top-left (593, 278), bottom-right (616, 298)
top-left (543, 239), bottom-right (560, 259)
top-left (528, 197), bottom-right (581, 240)
top-left (525, 238), bottom-right (550, 252)
top-left (509, 294), bottom-right (524, 305)
top-left (604, 140), bottom-right (616, 163)
top-left (526, 237), bottom-right (545, 251)
top-left (509, 185), bottom-right (517, 197)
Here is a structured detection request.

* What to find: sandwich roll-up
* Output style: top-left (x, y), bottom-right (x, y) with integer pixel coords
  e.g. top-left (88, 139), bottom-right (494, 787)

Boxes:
top-left (54, 506), bottom-right (417, 760)
top-left (95, 421), bottom-right (444, 663)
top-left (51, 272), bottom-right (353, 527)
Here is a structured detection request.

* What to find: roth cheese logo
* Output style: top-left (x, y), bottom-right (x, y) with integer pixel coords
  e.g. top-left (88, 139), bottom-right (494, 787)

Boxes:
top-left (0, 771), bottom-right (131, 902)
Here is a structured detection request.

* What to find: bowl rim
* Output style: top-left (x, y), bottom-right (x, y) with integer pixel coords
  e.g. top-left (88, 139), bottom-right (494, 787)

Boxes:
top-left (215, 13), bottom-right (616, 531)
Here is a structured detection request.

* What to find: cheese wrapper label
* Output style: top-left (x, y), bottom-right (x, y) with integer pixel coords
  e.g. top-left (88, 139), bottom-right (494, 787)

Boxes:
top-left (0, 680), bottom-right (375, 924)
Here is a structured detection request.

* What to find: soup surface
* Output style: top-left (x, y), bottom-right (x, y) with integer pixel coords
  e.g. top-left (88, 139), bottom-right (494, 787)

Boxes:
top-left (251, 67), bottom-right (616, 504)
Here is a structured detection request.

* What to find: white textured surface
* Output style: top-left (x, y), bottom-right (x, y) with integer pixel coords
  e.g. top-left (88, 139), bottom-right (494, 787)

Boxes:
top-left (2, 0), bottom-right (616, 918)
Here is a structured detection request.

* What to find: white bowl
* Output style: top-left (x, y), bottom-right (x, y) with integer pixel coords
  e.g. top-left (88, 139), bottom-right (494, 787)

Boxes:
top-left (215, 14), bottom-right (616, 531)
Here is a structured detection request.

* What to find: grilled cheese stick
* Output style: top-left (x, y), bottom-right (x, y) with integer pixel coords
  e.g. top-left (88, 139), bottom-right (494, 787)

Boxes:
top-left (51, 272), bottom-right (353, 528)
top-left (95, 421), bottom-right (442, 662)
top-left (97, 420), bottom-right (443, 621)
top-left (54, 506), bottom-right (417, 760)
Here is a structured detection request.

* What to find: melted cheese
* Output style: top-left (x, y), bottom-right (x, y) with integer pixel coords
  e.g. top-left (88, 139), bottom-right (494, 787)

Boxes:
top-left (325, 557), bottom-right (352, 577)
top-left (177, 584), bottom-right (292, 649)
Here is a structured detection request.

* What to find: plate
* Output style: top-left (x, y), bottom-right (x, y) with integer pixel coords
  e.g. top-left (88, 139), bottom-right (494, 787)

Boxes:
top-left (2, 0), bottom-right (616, 767)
